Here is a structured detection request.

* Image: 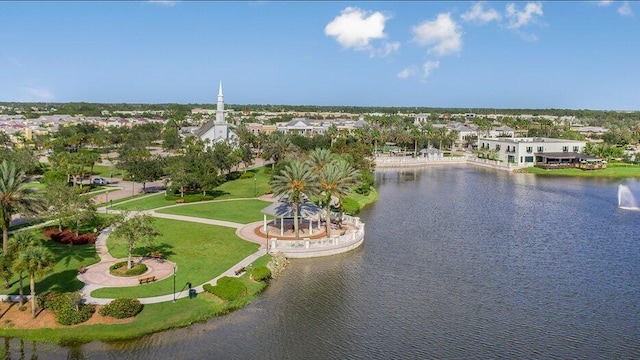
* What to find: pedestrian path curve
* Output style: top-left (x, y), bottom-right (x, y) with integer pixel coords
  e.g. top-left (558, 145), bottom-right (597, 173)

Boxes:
top-left (79, 207), bottom-right (269, 305)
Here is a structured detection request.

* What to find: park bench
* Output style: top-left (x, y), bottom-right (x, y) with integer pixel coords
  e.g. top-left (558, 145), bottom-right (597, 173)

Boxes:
top-left (139, 276), bottom-right (156, 285)
top-left (149, 251), bottom-right (164, 260)
top-left (235, 267), bottom-right (246, 276)
top-left (78, 265), bottom-right (87, 274)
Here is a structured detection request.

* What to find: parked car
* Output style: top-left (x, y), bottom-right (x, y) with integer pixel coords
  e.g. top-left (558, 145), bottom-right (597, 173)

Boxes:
top-left (93, 177), bottom-right (108, 185)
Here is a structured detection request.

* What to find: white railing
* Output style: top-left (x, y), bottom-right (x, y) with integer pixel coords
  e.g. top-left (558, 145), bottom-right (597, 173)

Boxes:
top-left (375, 156), bottom-right (466, 168)
top-left (269, 216), bottom-right (364, 252)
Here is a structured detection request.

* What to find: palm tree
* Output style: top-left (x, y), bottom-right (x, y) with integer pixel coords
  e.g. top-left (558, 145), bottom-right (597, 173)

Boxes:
top-left (308, 148), bottom-right (335, 173)
top-left (0, 161), bottom-right (45, 253)
top-left (9, 232), bottom-right (39, 305)
top-left (316, 160), bottom-right (361, 236)
top-left (270, 160), bottom-right (319, 239)
top-left (13, 245), bottom-right (55, 318)
top-left (262, 134), bottom-right (297, 169)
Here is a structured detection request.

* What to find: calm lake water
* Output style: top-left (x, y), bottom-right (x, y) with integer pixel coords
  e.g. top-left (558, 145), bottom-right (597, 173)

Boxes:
top-left (5, 165), bottom-right (640, 359)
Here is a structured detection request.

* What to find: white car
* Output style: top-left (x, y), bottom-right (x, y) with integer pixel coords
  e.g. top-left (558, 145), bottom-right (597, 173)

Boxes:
top-left (93, 177), bottom-right (108, 185)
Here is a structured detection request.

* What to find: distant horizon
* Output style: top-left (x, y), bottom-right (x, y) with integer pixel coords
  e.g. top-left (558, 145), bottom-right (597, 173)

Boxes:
top-left (1, 101), bottom-right (637, 113)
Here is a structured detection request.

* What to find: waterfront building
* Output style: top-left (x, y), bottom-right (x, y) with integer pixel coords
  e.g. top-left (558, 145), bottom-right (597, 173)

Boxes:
top-left (477, 137), bottom-right (587, 167)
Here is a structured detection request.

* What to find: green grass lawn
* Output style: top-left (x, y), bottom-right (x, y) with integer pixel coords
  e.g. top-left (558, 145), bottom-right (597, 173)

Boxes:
top-left (0, 242), bottom-right (99, 296)
top-left (156, 199), bottom-right (270, 224)
top-left (110, 192), bottom-right (171, 211)
top-left (0, 255), bottom-right (271, 344)
top-left (111, 167), bottom-right (273, 211)
top-left (349, 188), bottom-right (379, 209)
top-left (212, 167), bottom-right (272, 199)
top-left (520, 162), bottom-right (640, 178)
top-left (91, 218), bottom-right (259, 298)
top-left (92, 165), bottom-right (123, 178)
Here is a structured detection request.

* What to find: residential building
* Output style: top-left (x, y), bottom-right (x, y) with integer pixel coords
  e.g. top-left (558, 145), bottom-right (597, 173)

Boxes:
top-left (477, 137), bottom-right (587, 167)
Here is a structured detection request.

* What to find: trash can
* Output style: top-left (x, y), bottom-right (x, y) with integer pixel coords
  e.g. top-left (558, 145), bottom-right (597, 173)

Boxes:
top-left (189, 288), bottom-right (197, 299)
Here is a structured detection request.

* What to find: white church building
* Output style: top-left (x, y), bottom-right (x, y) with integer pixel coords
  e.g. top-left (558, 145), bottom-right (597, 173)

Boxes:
top-left (194, 82), bottom-right (237, 146)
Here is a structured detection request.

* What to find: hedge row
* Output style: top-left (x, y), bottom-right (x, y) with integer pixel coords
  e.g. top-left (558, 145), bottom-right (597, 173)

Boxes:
top-left (109, 261), bottom-right (148, 276)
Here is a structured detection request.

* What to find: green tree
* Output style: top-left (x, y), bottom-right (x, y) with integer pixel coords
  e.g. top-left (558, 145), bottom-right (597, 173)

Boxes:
top-left (110, 212), bottom-right (161, 269)
top-left (314, 159), bottom-right (361, 236)
top-left (13, 245), bottom-right (55, 318)
top-left (0, 161), bottom-right (44, 253)
top-left (269, 160), bottom-right (319, 239)
top-left (8, 232), bottom-right (39, 305)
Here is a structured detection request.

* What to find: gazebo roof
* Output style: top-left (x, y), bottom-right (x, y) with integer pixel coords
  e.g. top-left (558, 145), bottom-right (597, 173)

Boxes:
top-left (261, 198), bottom-right (323, 219)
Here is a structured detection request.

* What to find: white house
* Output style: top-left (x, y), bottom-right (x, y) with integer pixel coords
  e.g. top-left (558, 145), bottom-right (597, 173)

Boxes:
top-left (477, 137), bottom-right (587, 166)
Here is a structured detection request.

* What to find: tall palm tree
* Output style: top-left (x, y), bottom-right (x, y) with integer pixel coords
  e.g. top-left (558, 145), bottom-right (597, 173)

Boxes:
top-left (0, 160), bottom-right (44, 253)
top-left (308, 148), bottom-right (335, 173)
top-left (13, 245), bottom-right (55, 318)
top-left (316, 160), bottom-right (361, 236)
top-left (262, 134), bottom-right (297, 169)
top-left (9, 232), bottom-right (39, 305)
top-left (270, 160), bottom-right (319, 239)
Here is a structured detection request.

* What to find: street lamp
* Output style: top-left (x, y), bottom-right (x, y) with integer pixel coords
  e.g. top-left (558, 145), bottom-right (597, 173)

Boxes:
top-left (105, 190), bottom-right (109, 214)
top-left (173, 264), bottom-right (177, 303)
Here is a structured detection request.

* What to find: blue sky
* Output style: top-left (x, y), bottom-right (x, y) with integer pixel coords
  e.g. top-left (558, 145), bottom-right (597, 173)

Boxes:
top-left (0, 1), bottom-right (638, 110)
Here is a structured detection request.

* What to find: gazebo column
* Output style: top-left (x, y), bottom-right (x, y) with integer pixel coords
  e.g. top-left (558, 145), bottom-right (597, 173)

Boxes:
top-left (280, 216), bottom-right (284, 236)
top-left (263, 214), bottom-right (267, 232)
top-left (309, 219), bottom-right (313, 234)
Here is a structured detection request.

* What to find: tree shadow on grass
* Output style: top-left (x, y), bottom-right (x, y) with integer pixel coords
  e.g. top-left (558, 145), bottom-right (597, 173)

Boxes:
top-left (133, 243), bottom-right (175, 260)
top-left (50, 242), bottom-right (98, 268)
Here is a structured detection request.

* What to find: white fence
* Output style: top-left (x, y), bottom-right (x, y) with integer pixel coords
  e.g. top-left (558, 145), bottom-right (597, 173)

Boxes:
top-left (269, 216), bottom-right (364, 258)
top-left (375, 156), bottom-right (467, 168)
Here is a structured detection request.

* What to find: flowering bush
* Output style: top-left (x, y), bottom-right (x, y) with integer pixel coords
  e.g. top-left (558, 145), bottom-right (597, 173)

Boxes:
top-left (100, 298), bottom-right (142, 319)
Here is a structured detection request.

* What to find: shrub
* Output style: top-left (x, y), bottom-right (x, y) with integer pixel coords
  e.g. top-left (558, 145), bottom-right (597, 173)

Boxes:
top-left (206, 277), bottom-right (247, 301)
top-left (100, 298), bottom-right (142, 319)
top-left (226, 171), bottom-right (242, 181)
top-left (44, 292), bottom-right (95, 325)
top-left (43, 228), bottom-right (97, 245)
top-left (240, 172), bottom-right (255, 179)
top-left (251, 266), bottom-right (272, 282)
top-left (202, 283), bottom-right (215, 294)
top-left (341, 197), bottom-right (360, 215)
top-left (109, 261), bottom-right (148, 276)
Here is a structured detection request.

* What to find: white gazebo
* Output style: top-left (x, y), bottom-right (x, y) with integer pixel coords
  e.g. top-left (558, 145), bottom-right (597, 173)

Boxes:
top-left (261, 197), bottom-right (323, 238)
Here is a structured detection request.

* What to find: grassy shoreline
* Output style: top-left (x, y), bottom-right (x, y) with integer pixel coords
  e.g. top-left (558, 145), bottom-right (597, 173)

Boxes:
top-left (0, 255), bottom-right (270, 344)
top-left (0, 164), bottom-right (381, 344)
top-left (517, 162), bottom-right (640, 178)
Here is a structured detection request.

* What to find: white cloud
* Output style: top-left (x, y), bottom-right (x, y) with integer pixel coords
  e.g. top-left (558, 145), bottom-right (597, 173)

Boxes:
top-left (597, 0), bottom-right (613, 7)
top-left (397, 66), bottom-right (417, 79)
top-left (412, 13), bottom-right (463, 56)
top-left (325, 7), bottom-right (389, 51)
top-left (461, 2), bottom-right (502, 24)
top-left (421, 61), bottom-right (440, 79)
top-left (20, 86), bottom-right (54, 101)
top-left (148, 0), bottom-right (177, 7)
top-left (505, 2), bottom-right (543, 29)
top-left (371, 41), bottom-right (401, 58)
top-left (397, 61), bottom-right (440, 81)
top-left (618, 1), bottom-right (633, 16)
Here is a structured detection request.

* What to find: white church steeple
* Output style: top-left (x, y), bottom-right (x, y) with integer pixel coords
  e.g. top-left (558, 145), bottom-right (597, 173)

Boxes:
top-left (216, 81), bottom-right (225, 124)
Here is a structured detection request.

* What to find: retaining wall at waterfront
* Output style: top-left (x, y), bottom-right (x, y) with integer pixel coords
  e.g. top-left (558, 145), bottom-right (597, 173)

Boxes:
top-left (376, 155), bottom-right (527, 172)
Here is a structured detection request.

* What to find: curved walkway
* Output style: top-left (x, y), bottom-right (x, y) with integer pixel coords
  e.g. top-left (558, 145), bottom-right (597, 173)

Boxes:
top-left (80, 206), bottom-right (269, 305)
